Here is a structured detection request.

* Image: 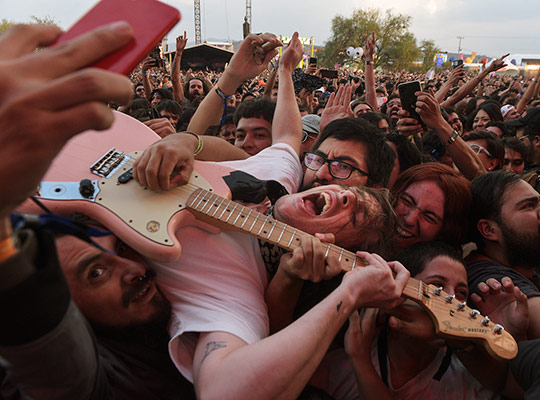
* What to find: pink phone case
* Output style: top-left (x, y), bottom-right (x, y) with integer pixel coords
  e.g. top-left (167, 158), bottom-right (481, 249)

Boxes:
top-left (55, 0), bottom-right (181, 75)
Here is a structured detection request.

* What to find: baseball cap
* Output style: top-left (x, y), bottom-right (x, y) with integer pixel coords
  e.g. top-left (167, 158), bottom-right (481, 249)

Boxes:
top-left (506, 107), bottom-right (540, 131)
top-left (500, 104), bottom-right (516, 119)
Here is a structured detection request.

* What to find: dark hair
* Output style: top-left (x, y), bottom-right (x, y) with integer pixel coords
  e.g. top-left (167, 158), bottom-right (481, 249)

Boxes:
top-left (502, 136), bottom-right (528, 158)
top-left (470, 171), bottom-right (522, 248)
top-left (233, 97), bottom-right (276, 125)
top-left (466, 101), bottom-right (503, 131)
top-left (358, 112), bottom-right (392, 132)
top-left (150, 88), bottom-right (173, 102)
top-left (386, 132), bottom-right (423, 172)
top-left (391, 163), bottom-right (472, 248)
top-left (183, 76), bottom-right (211, 100)
top-left (421, 130), bottom-right (447, 162)
top-left (465, 96), bottom-right (488, 117)
top-left (312, 117), bottom-right (396, 187)
top-left (381, 93), bottom-right (400, 115)
top-left (463, 130), bottom-right (504, 169)
top-left (485, 121), bottom-right (513, 138)
top-left (395, 241), bottom-right (465, 277)
top-left (156, 100), bottom-right (183, 116)
top-left (126, 98), bottom-right (151, 116)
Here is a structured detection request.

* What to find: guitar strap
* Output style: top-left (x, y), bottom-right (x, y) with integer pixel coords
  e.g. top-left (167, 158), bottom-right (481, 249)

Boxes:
top-left (377, 325), bottom-right (454, 387)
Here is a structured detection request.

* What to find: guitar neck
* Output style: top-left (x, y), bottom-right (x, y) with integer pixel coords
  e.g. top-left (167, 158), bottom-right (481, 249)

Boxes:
top-left (186, 186), bottom-right (423, 300)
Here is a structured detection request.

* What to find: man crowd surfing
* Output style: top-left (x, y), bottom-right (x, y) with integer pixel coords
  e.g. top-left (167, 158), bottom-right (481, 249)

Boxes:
top-left (2, 13), bottom-right (540, 400)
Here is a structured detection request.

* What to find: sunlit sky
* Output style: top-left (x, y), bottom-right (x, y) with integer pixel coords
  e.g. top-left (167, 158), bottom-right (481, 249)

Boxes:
top-left (4, 0), bottom-right (540, 58)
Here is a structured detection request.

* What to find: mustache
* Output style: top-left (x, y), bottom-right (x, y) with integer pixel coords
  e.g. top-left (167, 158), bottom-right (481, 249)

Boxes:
top-left (122, 269), bottom-right (157, 308)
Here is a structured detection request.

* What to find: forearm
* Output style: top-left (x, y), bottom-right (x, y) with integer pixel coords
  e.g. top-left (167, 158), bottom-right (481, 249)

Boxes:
top-left (517, 74), bottom-right (540, 114)
top-left (433, 120), bottom-right (486, 180)
top-left (194, 285), bottom-right (359, 399)
top-left (171, 56), bottom-right (184, 103)
top-left (142, 72), bottom-right (153, 102)
top-left (349, 356), bottom-right (392, 400)
top-left (263, 68), bottom-right (277, 98)
top-left (196, 135), bottom-right (249, 161)
top-left (442, 70), bottom-right (489, 107)
top-left (264, 268), bottom-right (304, 333)
top-left (365, 63), bottom-right (378, 111)
top-left (273, 65), bottom-right (302, 153)
top-left (434, 81), bottom-right (452, 103)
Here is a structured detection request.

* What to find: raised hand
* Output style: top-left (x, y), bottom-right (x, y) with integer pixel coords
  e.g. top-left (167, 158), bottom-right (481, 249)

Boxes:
top-left (279, 32), bottom-right (303, 72)
top-left (176, 31), bottom-right (187, 54)
top-left (320, 84), bottom-right (354, 132)
top-left (364, 32), bottom-right (376, 62)
top-left (487, 53), bottom-right (509, 73)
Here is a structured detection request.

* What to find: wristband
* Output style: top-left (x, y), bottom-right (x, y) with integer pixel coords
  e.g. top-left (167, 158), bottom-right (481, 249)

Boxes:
top-left (142, 70), bottom-right (147, 76)
top-left (366, 60), bottom-right (373, 65)
top-left (447, 130), bottom-right (459, 145)
top-left (214, 84), bottom-right (234, 125)
top-left (183, 131), bottom-right (204, 155)
top-left (0, 236), bottom-right (16, 262)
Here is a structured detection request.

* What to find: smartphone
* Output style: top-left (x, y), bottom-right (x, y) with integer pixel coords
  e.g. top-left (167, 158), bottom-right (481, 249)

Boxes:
top-left (309, 57), bottom-right (317, 65)
top-left (398, 81), bottom-right (424, 126)
top-left (54, 0), bottom-right (181, 75)
top-left (149, 46), bottom-right (165, 70)
top-left (321, 69), bottom-right (338, 79)
top-left (452, 59), bottom-right (464, 69)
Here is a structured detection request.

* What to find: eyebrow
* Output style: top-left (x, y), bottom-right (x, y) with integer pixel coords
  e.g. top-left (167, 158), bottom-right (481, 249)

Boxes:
top-left (76, 253), bottom-right (102, 279)
top-left (402, 192), bottom-right (443, 222)
top-left (515, 196), bottom-right (540, 208)
top-left (424, 274), bottom-right (468, 290)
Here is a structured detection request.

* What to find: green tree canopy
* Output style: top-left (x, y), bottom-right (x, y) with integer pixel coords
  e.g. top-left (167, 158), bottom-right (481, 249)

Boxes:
top-left (321, 8), bottom-right (423, 71)
top-left (1, 15), bottom-right (59, 34)
top-left (419, 39), bottom-right (442, 72)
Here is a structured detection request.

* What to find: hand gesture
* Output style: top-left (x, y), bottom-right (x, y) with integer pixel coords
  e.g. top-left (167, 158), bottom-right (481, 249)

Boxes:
top-left (364, 32), bottom-right (376, 62)
top-left (396, 109), bottom-right (422, 138)
top-left (320, 84), bottom-right (354, 132)
top-left (449, 65), bottom-right (465, 85)
top-left (143, 117), bottom-right (176, 138)
top-left (487, 53), bottom-right (509, 73)
top-left (279, 32), bottom-right (303, 72)
top-left (278, 234), bottom-right (341, 283)
top-left (176, 31), bottom-right (187, 54)
top-left (141, 56), bottom-right (156, 72)
top-left (133, 132), bottom-right (196, 192)
top-left (415, 91), bottom-right (446, 129)
top-left (224, 33), bottom-right (282, 87)
top-left (470, 277), bottom-right (529, 341)
top-left (345, 308), bottom-right (380, 361)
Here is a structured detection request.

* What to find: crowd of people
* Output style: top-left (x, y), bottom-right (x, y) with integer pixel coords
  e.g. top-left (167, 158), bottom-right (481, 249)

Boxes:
top-left (2, 18), bottom-right (540, 400)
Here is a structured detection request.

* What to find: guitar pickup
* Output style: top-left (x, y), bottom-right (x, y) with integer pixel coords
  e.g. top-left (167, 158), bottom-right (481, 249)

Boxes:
top-left (90, 148), bottom-right (130, 178)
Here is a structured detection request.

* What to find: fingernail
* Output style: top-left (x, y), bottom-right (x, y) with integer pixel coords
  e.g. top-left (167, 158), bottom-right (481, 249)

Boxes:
top-left (108, 21), bottom-right (131, 35)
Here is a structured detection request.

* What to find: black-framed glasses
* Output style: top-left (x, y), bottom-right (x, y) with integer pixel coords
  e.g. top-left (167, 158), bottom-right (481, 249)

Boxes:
top-left (303, 152), bottom-right (369, 179)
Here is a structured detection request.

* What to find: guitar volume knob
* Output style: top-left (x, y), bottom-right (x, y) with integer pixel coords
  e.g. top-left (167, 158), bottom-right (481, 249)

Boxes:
top-left (79, 179), bottom-right (95, 199)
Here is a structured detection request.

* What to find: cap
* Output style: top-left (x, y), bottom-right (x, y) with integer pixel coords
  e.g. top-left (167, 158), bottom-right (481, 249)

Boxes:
top-left (506, 107), bottom-right (540, 131)
top-left (500, 104), bottom-right (516, 119)
top-left (302, 114), bottom-right (321, 136)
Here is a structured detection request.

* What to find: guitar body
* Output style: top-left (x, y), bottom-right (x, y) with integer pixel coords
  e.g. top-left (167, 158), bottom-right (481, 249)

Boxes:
top-left (19, 111), bottom-right (233, 262)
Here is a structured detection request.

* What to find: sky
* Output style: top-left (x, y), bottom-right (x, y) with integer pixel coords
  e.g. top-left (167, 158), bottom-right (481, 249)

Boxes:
top-left (3, 0), bottom-right (540, 58)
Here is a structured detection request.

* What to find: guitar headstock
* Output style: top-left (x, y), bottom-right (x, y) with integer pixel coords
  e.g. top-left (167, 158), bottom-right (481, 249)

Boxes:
top-left (415, 282), bottom-right (518, 360)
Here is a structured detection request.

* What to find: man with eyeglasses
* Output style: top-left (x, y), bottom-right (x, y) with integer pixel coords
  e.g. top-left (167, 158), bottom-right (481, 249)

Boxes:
top-left (301, 117), bottom-right (395, 190)
top-left (463, 130), bottom-right (504, 172)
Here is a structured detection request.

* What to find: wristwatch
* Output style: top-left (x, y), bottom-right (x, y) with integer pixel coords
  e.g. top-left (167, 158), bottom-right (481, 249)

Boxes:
top-left (447, 130), bottom-right (459, 145)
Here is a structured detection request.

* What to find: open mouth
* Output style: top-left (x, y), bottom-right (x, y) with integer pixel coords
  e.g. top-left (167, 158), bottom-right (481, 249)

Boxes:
top-left (130, 281), bottom-right (155, 304)
top-left (302, 192), bottom-right (331, 216)
top-left (396, 225), bottom-right (414, 239)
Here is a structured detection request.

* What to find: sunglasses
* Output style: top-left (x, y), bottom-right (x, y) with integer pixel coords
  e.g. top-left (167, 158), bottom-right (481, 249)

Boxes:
top-left (468, 143), bottom-right (493, 158)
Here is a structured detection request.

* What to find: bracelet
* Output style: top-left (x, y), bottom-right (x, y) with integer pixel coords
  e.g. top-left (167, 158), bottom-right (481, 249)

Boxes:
top-left (183, 131), bottom-right (204, 155)
top-left (366, 60), bottom-right (373, 65)
top-left (0, 236), bottom-right (16, 262)
top-left (447, 129), bottom-right (459, 145)
top-left (214, 84), bottom-right (234, 125)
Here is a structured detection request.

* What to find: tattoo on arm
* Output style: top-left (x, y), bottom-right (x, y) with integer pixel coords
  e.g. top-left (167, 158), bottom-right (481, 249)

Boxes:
top-left (201, 341), bottom-right (227, 364)
top-left (337, 301), bottom-right (343, 312)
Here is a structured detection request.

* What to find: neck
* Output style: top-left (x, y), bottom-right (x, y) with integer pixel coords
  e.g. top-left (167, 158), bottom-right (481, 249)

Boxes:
top-left (481, 242), bottom-right (535, 279)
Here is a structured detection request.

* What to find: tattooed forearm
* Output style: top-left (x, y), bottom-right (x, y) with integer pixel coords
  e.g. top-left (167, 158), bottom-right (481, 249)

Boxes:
top-left (337, 301), bottom-right (343, 312)
top-left (201, 341), bottom-right (227, 364)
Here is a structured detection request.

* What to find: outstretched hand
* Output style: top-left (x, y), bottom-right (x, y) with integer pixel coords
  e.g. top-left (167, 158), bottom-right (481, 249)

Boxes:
top-left (320, 84), bottom-right (354, 132)
top-left (471, 277), bottom-right (529, 341)
top-left (487, 53), bottom-right (509, 73)
top-left (279, 32), bottom-right (303, 72)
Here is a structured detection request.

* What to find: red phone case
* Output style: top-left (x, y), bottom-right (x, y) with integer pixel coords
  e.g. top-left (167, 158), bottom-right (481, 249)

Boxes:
top-left (55, 0), bottom-right (181, 75)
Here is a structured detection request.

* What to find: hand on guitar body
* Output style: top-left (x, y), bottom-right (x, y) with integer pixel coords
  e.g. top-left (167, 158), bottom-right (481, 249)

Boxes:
top-left (132, 132), bottom-right (198, 192)
top-left (471, 277), bottom-right (529, 341)
top-left (0, 23), bottom-right (133, 218)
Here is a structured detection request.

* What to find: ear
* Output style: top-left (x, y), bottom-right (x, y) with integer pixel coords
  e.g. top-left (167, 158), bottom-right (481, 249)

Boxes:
top-left (476, 219), bottom-right (500, 242)
top-left (534, 135), bottom-right (540, 148)
top-left (487, 158), bottom-right (499, 171)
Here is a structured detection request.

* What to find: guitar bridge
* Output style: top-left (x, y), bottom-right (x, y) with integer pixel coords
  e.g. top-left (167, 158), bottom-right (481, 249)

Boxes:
top-left (90, 148), bottom-right (130, 178)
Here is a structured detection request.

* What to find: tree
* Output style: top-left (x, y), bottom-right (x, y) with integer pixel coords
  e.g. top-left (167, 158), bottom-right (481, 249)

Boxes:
top-left (0, 15), bottom-right (59, 34)
top-left (419, 39), bottom-right (441, 72)
top-left (321, 8), bottom-right (421, 71)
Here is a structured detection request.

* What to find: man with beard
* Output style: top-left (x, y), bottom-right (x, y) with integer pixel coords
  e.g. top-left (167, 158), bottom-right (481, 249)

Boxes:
top-left (467, 171), bottom-right (540, 339)
top-left (182, 76), bottom-right (210, 104)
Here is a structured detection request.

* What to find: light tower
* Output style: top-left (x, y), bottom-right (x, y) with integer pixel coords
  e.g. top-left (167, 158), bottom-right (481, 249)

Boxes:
top-left (243, 0), bottom-right (252, 38)
top-left (194, 0), bottom-right (202, 44)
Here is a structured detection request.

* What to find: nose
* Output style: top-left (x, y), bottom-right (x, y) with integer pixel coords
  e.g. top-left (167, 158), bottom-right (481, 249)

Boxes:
top-left (241, 134), bottom-right (254, 151)
top-left (339, 189), bottom-right (356, 207)
top-left (315, 162), bottom-right (333, 183)
top-left (401, 208), bottom-right (420, 227)
top-left (121, 261), bottom-right (148, 285)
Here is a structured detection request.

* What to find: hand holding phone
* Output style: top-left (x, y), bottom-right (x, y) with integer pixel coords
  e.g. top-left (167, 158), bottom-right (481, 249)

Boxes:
top-left (398, 81), bottom-right (424, 127)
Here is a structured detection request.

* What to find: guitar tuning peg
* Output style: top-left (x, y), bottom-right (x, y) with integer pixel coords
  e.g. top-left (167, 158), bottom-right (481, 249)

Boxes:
top-left (445, 294), bottom-right (455, 303)
top-left (481, 316), bottom-right (490, 326)
top-left (457, 302), bottom-right (466, 311)
top-left (493, 324), bottom-right (504, 334)
top-left (434, 287), bottom-right (443, 296)
top-left (469, 309), bottom-right (480, 319)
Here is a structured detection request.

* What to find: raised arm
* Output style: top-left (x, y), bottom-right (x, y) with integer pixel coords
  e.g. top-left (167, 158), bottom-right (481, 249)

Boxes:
top-left (434, 65), bottom-right (465, 103)
top-left (140, 57), bottom-right (155, 102)
top-left (441, 54), bottom-right (509, 108)
top-left (364, 32), bottom-right (378, 111)
top-left (187, 33), bottom-right (282, 135)
top-left (516, 68), bottom-right (540, 114)
top-left (171, 32), bottom-right (187, 104)
top-left (272, 32), bottom-right (304, 153)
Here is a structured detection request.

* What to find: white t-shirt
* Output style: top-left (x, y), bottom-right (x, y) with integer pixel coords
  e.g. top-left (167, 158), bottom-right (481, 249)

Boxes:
top-left (150, 143), bottom-right (302, 382)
